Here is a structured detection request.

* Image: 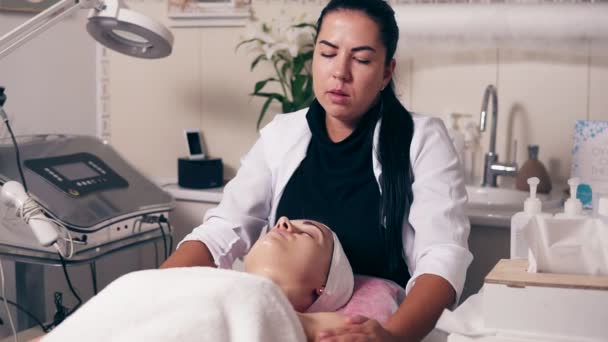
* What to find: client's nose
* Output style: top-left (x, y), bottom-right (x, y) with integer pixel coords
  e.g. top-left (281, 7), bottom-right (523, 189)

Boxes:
top-left (276, 216), bottom-right (294, 232)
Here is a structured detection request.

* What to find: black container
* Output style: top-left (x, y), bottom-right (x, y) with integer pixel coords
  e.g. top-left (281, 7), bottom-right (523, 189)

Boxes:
top-left (178, 157), bottom-right (223, 189)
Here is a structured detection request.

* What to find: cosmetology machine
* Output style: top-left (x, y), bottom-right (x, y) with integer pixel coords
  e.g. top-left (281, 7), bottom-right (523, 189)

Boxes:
top-left (0, 134), bottom-right (174, 257)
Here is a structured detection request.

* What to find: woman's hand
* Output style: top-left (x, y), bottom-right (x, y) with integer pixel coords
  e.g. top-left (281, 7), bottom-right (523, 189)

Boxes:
top-left (297, 312), bottom-right (348, 342)
top-left (317, 315), bottom-right (401, 342)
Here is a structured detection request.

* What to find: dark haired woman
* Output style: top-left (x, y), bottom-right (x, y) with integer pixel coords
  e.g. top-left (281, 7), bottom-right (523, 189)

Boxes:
top-left (162, 0), bottom-right (472, 340)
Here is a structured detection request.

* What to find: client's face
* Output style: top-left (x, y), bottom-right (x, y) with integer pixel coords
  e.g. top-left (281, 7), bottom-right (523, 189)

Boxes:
top-left (244, 217), bottom-right (334, 312)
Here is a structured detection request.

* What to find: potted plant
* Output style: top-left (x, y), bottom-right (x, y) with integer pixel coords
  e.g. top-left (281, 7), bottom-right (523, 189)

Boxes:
top-left (237, 17), bottom-right (316, 129)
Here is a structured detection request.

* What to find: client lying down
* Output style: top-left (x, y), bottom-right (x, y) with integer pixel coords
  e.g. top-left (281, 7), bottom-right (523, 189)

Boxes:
top-left (37, 217), bottom-right (354, 342)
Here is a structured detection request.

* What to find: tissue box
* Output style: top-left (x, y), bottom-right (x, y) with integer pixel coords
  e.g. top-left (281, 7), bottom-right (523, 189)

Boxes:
top-left (483, 259), bottom-right (608, 341)
top-left (571, 120), bottom-right (608, 210)
top-left (525, 216), bottom-right (608, 276)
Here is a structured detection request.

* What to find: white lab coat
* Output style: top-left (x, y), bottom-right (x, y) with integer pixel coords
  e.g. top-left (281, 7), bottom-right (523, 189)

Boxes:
top-left (181, 108), bottom-right (473, 300)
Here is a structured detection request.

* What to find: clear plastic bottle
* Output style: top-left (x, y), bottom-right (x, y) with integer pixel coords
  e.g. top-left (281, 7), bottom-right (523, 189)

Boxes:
top-left (510, 177), bottom-right (551, 259)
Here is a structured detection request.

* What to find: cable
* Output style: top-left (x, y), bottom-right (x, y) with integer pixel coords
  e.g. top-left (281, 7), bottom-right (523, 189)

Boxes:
top-left (13, 194), bottom-right (74, 259)
top-left (0, 261), bottom-right (17, 342)
top-left (50, 292), bottom-right (67, 331)
top-left (3, 119), bottom-right (28, 193)
top-left (89, 262), bottom-right (98, 295)
top-left (0, 296), bottom-right (48, 333)
top-left (162, 216), bottom-right (173, 252)
top-left (157, 219), bottom-right (168, 261)
top-left (57, 253), bottom-right (82, 316)
top-left (153, 242), bottom-right (159, 268)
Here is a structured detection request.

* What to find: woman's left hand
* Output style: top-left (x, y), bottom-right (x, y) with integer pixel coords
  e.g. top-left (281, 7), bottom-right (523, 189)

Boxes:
top-left (317, 315), bottom-right (400, 342)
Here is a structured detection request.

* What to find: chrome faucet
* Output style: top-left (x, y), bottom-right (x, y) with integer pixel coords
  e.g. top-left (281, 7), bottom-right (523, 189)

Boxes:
top-left (479, 84), bottom-right (517, 187)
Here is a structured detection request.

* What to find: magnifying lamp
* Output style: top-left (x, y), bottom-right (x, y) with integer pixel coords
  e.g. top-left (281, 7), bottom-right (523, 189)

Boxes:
top-left (0, 0), bottom-right (174, 59)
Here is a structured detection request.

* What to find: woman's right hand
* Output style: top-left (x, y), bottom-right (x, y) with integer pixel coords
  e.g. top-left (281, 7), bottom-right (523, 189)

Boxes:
top-left (297, 312), bottom-right (348, 342)
top-left (159, 240), bottom-right (216, 268)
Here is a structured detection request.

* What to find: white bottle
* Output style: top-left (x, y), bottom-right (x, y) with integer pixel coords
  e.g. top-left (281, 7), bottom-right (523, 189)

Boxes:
top-left (597, 196), bottom-right (608, 224)
top-left (462, 119), bottom-right (479, 185)
top-left (511, 177), bottom-right (550, 259)
top-left (445, 113), bottom-right (465, 168)
top-left (554, 177), bottom-right (586, 219)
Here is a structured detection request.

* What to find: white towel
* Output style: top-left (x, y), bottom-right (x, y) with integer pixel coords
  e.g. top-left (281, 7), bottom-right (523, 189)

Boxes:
top-left (434, 290), bottom-right (496, 338)
top-left (43, 267), bottom-right (306, 342)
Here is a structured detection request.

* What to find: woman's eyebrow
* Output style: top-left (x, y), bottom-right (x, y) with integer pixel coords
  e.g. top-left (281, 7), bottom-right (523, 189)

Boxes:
top-left (318, 40), bottom-right (375, 53)
top-left (318, 40), bottom-right (338, 49)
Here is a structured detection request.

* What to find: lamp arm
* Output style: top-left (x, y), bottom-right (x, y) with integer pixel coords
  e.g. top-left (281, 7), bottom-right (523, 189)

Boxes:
top-left (0, 0), bottom-right (103, 59)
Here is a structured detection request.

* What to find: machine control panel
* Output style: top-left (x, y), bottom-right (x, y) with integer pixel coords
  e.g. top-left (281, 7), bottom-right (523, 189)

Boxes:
top-left (25, 153), bottom-right (128, 197)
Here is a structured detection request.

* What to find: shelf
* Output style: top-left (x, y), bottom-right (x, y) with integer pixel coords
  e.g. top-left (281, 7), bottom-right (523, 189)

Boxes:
top-left (168, 3), bottom-right (251, 27)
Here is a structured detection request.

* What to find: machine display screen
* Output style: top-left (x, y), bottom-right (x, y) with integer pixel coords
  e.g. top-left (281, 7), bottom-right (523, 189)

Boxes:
top-left (54, 162), bottom-right (100, 180)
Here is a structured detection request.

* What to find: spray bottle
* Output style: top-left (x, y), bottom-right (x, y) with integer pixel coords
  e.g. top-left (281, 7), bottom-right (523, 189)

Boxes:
top-left (510, 177), bottom-right (551, 259)
top-left (554, 177), bottom-right (586, 219)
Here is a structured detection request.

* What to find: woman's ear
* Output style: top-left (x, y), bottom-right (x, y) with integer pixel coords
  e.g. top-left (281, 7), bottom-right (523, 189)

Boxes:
top-left (382, 59), bottom-right (396, 88)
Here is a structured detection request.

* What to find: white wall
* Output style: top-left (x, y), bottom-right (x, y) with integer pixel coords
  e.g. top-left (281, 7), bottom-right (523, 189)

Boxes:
top-left (0, 11), bottom-right (97, 137)
top-left (1, 9), bottom-right (97, 337)
top-left (105, 0), bottom-right (325, 178)
top-left (105, 1), bottom-right (608, 187)
top-left (1, 0), bottom-right (608, 336)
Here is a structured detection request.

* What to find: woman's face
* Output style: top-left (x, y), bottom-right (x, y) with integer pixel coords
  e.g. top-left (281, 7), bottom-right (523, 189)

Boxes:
top-left (312, 9), bottom-right (394, 128)
top-left (244, 217), bottom-right (334, 312)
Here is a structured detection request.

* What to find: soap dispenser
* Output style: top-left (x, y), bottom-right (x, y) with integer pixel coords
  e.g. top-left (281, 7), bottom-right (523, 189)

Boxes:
top-left (555, 177), bottom-right (586, 219)
top-left (510, 177), bottom-right (551, 259)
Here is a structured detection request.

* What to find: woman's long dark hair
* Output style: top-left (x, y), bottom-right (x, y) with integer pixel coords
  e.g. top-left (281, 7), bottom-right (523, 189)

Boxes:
top-left (316, 0), bottom-right (415, 279)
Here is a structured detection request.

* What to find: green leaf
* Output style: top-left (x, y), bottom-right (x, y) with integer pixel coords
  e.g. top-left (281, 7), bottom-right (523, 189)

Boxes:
top-left (291, 75), bottom-right (308, 102)
top-left (300, 51), bottom-right (313, 61)
top-left (253, 78), bottom-right (278, 93)
top-left (281, 61), bottom-right (291, 80)
top-left (257, 96), bottom-right (275, 130)
top-left (252, 92), bottom-right (286, 103)
top-left (235, 38), bottom-right (264, 52)
top-left (250, 54), bottom-right (267, 71)
top-left (282, 100), bottom-right (295, 113)
top-left (293, 59), bottom-right (305, 76)
top-left (292, 23), bottom-right (315, 29)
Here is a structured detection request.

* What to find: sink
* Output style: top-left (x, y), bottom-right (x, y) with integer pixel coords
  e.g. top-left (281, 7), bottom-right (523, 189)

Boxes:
top-left (465, 185), bottom-right (563, 227)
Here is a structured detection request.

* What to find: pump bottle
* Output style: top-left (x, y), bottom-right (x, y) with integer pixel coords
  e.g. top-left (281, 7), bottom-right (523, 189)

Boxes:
top-left (510, 177), bottom-right (550, 259)
top-left (554, 177), bottom-right (587, 219)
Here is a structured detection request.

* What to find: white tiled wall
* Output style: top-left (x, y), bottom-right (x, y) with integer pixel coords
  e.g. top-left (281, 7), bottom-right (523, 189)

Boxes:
top-left (496, 50), bottom-right (589, 183)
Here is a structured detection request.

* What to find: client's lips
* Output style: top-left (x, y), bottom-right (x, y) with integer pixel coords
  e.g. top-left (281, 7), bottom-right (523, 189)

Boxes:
top-left (328, 89), bottom-right (349, 104)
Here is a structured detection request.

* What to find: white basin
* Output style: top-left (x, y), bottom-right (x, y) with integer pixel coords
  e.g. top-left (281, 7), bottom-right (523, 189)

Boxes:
top-left (465, 185), bottom-right (563, 227)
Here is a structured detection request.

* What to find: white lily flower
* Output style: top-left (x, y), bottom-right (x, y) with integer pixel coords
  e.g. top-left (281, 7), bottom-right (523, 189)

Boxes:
top-left (236, 15), bottom-right (316, 129)
top-left (263, 42), bottom-right (290, 60)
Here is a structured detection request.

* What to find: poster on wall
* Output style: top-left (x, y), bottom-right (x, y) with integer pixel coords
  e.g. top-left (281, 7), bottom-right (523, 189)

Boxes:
top-left (571, 120), bottom-right (608, 212)
top-left (0, 0), bottom-right (61, 12)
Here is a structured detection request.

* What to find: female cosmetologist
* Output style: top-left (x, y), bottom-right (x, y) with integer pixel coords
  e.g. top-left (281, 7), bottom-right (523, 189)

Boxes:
top-left (162, 0), bottom-right (473, 340)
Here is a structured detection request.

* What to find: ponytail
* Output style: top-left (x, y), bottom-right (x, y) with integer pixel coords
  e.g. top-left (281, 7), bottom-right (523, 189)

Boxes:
top-left (378, 83), bottom-right (414, 278)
